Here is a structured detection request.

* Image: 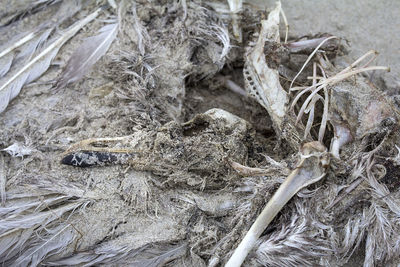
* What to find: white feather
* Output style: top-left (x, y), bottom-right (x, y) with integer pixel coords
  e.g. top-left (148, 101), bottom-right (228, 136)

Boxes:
top-left (0, 179), bottom-right (96, 264)
top-left (55, 22), bottom-right (118, 89)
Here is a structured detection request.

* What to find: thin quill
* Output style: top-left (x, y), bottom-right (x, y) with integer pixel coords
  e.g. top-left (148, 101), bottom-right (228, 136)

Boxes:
top-left (0, 31), bottom-right (36, 60)
top-left (0, 153), bottom-right (5, 206)
top-left (0, 8), bottom-right (101, 113)
top-left (55, 21), bottom-right (119, 89)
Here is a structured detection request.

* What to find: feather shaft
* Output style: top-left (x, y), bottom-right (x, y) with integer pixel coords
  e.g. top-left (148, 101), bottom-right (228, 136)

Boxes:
top-left (0, 32), bottom-right (36, 59)
top-left (0, 154), bottom-right (5, 206)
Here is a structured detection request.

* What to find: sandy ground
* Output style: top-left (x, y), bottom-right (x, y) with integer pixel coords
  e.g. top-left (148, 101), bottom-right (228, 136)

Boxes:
top-left (254, 0), bottom-right (400, 95)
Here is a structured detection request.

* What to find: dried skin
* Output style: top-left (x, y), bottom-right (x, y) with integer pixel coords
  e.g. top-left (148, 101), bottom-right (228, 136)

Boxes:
top-left (329, 74), bottom-right (398, 140)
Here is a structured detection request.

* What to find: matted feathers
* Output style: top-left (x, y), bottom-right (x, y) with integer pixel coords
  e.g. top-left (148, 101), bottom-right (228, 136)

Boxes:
top-left (47, 242), bottom-right (187, 266)
top-left (55, 21), bottom-right (119, 89)
top-left (255, 214), bottom-right (331, 267)
top-left (15, 224), bottom-right (76, 267)
top-left (0, 183), bottom-right (93, 266)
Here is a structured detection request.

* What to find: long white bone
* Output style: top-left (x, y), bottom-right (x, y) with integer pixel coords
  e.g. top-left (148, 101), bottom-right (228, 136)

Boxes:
top-left (225, 142), bottom-right (329, 267)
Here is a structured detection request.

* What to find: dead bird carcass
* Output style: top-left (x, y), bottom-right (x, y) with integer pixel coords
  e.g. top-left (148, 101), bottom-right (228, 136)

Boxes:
top-left (1, 0), bottom-right (400, 267)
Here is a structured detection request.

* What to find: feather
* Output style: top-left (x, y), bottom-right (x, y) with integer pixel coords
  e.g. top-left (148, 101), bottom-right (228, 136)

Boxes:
top-left (0, 153), bottom-right (5, 206)
top-left (14, 29), bottom-right (53, 64)
top-left (0, 183), bottom-right (93, 263)
top-left (0, 195), bottom-right (69, 217)
top-left (15, 224), bottom-right (75, 267)
top-left (0, 228), bottom-right (33, 261)
top-left (0, 53), bottom-right (14, 78)
top-left (2, 143), bottom-right (34, 157)
top-left (0, 201), bottom-right (89, 263)
top-left (0, 31), bottom-right (36, 61)
top-left (132, 2), bottom-right (150, 56)
top-left (255, 215), bottom-right (331, 267)
top-left (131, 243), bottom-right (187, 266)
top-left (55, 21), bottom-right (119, 89)
top-left (47, 242), bottom-right (187, 266)
top-left (0, 202), bottom-right (84, 235)
top-left (0, 7), bottom-right (101, 113)
top-left (46, 241), bottom-right (132, 266)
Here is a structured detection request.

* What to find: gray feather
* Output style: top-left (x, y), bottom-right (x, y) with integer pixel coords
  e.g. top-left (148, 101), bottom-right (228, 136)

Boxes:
top-left (14, 29), bottom-right (53, 63)
top-left (132, 2), bottom-right (149, 56)
top-left (0, 182), bottom-right (93, 264)
top-left (0, 0), bottom-right (81, 74)
top-left (0, 48), bottom-right (56, 113)
top-left (47, 242), bottom-right (187, 266)
top-left (55, 22), bottom-right (118, 89)
top-left (255, 214), bottom-right (331, 267)
top-left (15, 224), bottom-right (75, 267)
top-left (0, 195), bottom-right (68, 217)
top-left (1, 229), bottom-right (34, 262)
top-left (0, 202), bottom-right (84, 234)
top-left (0, 53), bottom-right (13, 77)
top-left (0, 5), bottom-right (99, 113)
top-left (131, 243), bottom-right (187, 266)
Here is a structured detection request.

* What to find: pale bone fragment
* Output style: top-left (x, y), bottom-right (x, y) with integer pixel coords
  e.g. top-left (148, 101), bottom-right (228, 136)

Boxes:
top-left (2, 143), bottom-right (34, 158)
top-left (229, 158), bottom-right (289, 177)
top-left (227, 0), bottom-right (243, 42)
top-left (225, 141), bottom-right (329, 267)
top-left (107, 0), bottom-right (117, 9)
top-left (243, 2), bottom-right (289, 136)
top-left (229, 160), bottom-right (274, 177)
